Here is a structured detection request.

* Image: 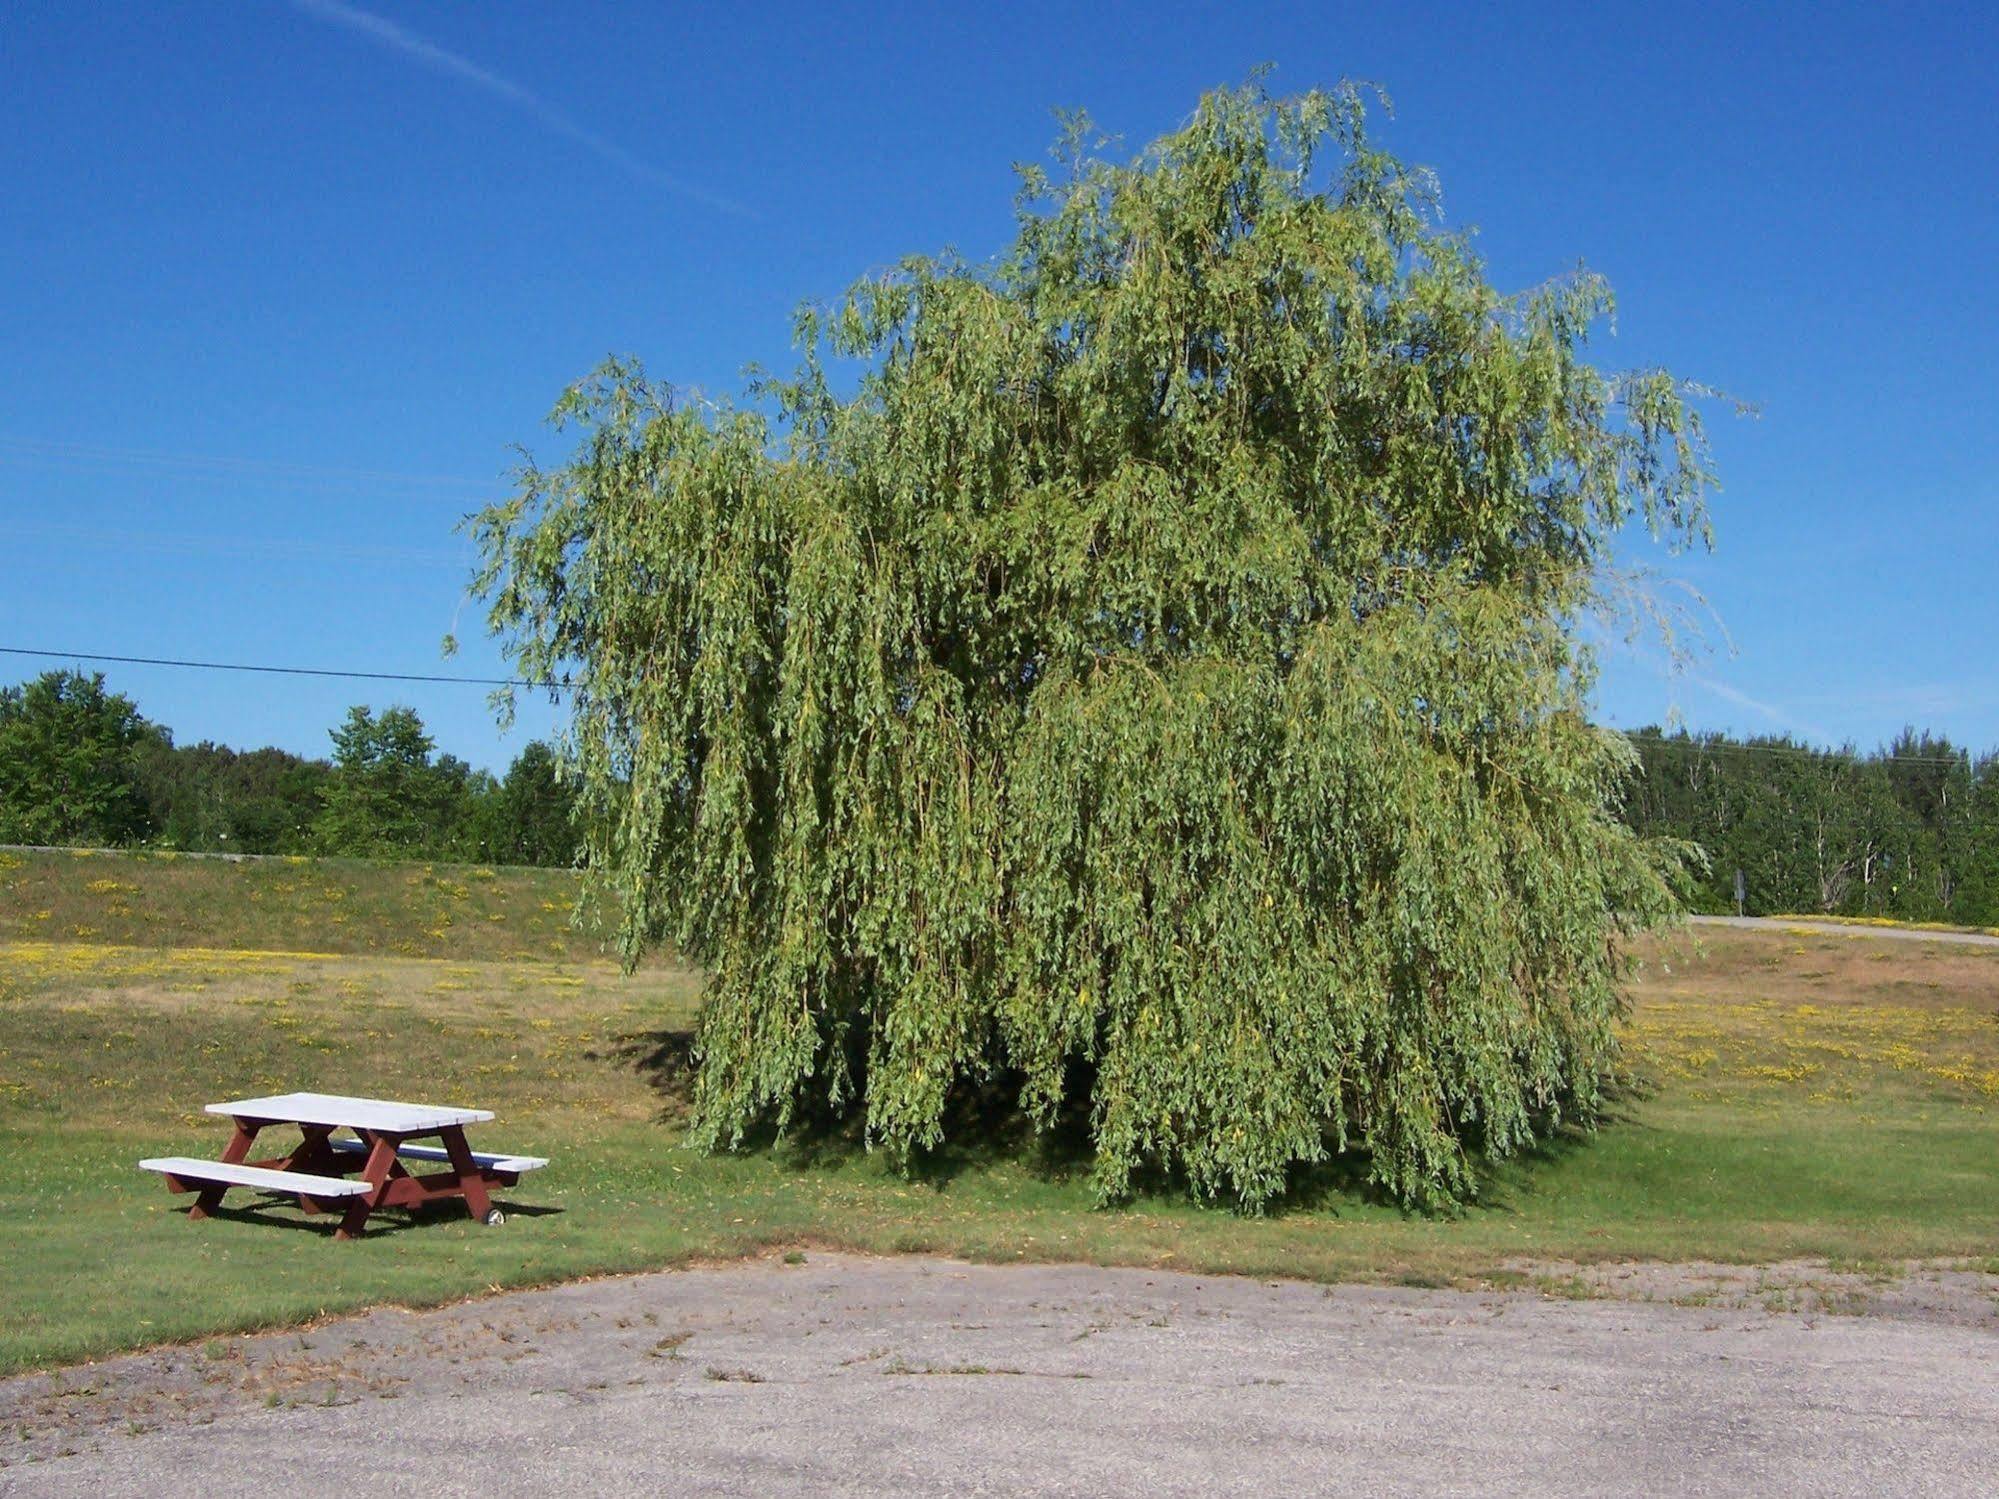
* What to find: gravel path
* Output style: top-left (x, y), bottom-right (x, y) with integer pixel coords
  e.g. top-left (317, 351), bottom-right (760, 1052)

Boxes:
top-left (6, 1253), bottom-right (1997, 1496)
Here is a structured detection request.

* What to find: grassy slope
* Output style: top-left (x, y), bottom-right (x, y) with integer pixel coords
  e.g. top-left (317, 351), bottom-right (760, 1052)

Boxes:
top-left (0, 847), bottom-right (602, 962)
top-left (3, 850), bottom-right (1997, 1373)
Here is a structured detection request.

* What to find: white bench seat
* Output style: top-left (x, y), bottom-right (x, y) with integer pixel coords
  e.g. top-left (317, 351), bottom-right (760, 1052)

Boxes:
top-left (327, 1137), bottom-right (548, 1174)
top-left (138, 1157), bottom-right (373, 1197)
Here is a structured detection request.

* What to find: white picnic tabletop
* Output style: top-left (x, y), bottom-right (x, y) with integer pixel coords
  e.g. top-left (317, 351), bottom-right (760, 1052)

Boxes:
top-left (206, 1091), bottom-right (495, 1133)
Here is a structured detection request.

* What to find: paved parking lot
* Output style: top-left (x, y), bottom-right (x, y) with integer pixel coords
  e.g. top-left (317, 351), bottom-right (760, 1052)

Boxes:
top-left (6, 1253), bottom-right (1997, 1496)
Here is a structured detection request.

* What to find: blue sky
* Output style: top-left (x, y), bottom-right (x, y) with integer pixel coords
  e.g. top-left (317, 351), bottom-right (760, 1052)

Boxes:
top-left (3, 1), bottom-right (1995, 770)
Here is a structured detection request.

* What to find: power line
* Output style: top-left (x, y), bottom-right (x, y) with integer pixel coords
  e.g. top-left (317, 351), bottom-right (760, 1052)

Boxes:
top-left (1, 645), bottom-right (1981, 764)
top-left (0, 646), bottom-right (564, 691)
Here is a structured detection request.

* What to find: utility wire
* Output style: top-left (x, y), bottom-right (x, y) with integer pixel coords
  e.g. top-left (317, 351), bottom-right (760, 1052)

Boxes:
top-left (0, 646), bottom-right (563, 692)
top-left (0, 645), bottom-right (1981, 764)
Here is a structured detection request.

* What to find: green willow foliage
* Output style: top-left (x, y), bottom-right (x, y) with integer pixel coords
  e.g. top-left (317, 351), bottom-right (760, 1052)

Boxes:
top-left (471, 82), bottom-right (1714, 1209)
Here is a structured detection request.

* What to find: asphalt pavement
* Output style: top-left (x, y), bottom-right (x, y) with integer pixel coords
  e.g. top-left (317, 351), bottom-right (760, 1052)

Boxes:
top-left (6, 1253), bottom-right (1997, 1497)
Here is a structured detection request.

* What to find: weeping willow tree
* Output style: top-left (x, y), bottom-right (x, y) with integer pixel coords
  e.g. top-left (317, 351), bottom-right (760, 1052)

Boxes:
top-left (471, 81), bottom-right (1713, 1210)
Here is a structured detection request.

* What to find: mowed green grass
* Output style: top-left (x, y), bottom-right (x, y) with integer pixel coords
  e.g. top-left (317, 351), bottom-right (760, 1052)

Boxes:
top-left (2, 849), bottom-right (1997, 1374)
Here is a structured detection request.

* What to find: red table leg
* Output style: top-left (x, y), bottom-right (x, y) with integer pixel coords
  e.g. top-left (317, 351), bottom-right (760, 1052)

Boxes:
top-left (219, 1119), bottom-right (261, 1164)
top-left (441, 1126), bottom-right (495, 1225)
top-left (249, 1124), bottom-right (358, 1214)
top-left (189, 1117), bottom-right (264, 1220)
top-left (334, 1131), bottom-right (401, 1241)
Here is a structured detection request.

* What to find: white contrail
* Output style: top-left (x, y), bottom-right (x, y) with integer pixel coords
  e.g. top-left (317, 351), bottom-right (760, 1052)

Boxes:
top-left (1694, 674), bottom-right (1832, 746)
top-left (287, 0), bottom-right (752, 217)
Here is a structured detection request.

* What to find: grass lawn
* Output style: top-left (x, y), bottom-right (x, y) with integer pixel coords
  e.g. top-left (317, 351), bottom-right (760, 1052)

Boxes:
top-left (3, 849), bottom-right (1997, 1374)
top-left (0, 846), bottom-right (594, 960)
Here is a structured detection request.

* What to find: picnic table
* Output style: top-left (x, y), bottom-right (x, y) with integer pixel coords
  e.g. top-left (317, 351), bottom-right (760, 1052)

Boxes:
top-left (139, 1092), bottom-right (547, 1240)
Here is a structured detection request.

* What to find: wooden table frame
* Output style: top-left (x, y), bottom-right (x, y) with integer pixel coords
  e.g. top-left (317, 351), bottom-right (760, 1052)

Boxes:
top-left (194, 1112), bottom-right (523, 1240)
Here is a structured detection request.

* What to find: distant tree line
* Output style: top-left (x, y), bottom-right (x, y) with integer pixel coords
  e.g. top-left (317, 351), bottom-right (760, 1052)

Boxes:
top-left (6, 671), bottom-right (1997, 919)
top-left (1622, 728), bottom-right (1999, 922)
top-left (0, 669), bottom-right (576, 865)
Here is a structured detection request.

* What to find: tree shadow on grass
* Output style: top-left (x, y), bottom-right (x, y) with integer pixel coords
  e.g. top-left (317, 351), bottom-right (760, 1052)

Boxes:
top-left (598, 1026), bottom-right (699, 1124)
top-left (904, 1065), bottom-right (1100, 1191)
top-left (600, 1026), bottom-right (1098, 1190)
top-left (599, 1022), bottom-right (1657, 1221)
